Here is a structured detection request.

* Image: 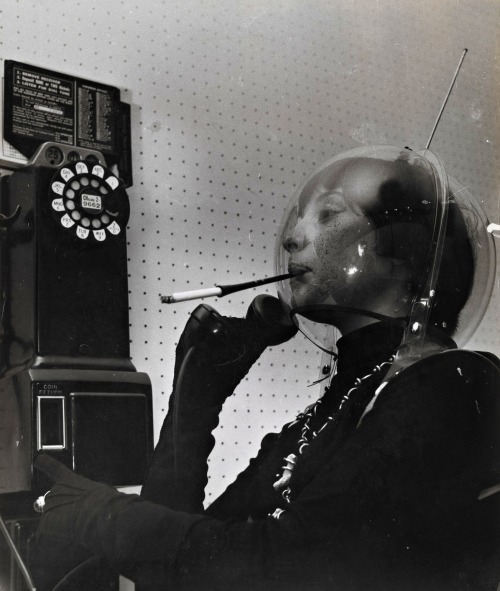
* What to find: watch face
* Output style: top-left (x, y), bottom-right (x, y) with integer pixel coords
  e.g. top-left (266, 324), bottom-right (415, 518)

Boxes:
top-left (49, 160), bottom-right (128, 243)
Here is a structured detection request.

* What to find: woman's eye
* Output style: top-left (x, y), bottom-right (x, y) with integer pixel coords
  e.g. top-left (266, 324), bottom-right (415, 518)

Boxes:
top-left (317, 192), bottom-right (346, 223)
top-left (318, 208), bottom-right (336, 222)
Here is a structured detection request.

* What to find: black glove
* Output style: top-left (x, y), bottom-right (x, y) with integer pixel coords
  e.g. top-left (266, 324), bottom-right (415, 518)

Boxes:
top-left (141, 297), bottom-right (297, 509)
top-left (35, 454), bottom-right (129, 549)
top-left (34, 454), bottom-right (201, 568)
top-left (172, 295), bottom-right (298, 406)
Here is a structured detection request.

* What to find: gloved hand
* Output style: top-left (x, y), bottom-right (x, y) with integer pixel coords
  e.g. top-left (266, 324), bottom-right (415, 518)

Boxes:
top-left (34, 453), bottom-right (125, 549)
top-left (34, 454), bottom-right (201, 568)
top-left (172, 307), bottom-right (266, 403)
top-left (172, 296), bottom-right (298, 405)
top-left (141, 296), bottom-right (297, 509)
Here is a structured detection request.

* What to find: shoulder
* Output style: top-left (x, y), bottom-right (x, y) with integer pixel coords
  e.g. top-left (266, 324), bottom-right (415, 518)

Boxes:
top-left (388, 348), bottom-right (498, 393)
top-left (367, 348), bottom-right (499, 421)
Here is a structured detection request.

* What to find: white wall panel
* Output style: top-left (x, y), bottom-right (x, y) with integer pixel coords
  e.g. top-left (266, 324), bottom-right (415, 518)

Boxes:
top-left (1, 0), bottom-right (498, 502)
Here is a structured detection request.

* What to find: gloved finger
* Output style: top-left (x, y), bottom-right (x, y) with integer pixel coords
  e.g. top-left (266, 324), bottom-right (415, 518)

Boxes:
top-left (33, 454), bottom-right (73, 482)
top-left (34, 454), bottom-right (102, 492)
top-left (35, 454), bottom-right (112, 499)
top-left (46, 486), bottom-right (91, 503)
top-left (34, 453), bottom-right (76, 484)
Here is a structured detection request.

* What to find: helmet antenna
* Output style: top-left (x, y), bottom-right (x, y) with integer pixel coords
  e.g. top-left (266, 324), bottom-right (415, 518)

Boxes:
top-left (426, 48), bottom-right (468, 150)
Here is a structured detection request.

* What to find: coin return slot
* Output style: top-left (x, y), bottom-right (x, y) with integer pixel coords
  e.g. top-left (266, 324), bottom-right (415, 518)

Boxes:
top-left (37, 396), bottom-right (66, 450)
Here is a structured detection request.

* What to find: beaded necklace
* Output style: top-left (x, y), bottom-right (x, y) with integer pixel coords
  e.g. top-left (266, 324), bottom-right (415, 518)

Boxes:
top-left (272, 356), bottom-right (395, 510)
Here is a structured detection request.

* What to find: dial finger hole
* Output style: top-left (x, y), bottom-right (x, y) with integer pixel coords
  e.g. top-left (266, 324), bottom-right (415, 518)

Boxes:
top-left (51, 182), bottom-right (65, 195)
top-left (92, 218), bottom-right (101, 228)
top-left (60, 168), bottom-right (74, 182)
top-left (51, 198), bottom-right (65, 212)
top-left (99, 186), bottom-right (109, 195)
top-left (92, 165), bottom-right (105, 178)
top-left (107, 221), bottom-right (121, 235)
top-left (91, 179), bottom-right (100, 188)
top-left (71, 180), bottom-right (80, 190)
top-left (76, 226), bottom-right (90, 240)
top-left (80, 177), bottom-right (89, 186)
top-left (61, 214), bottom-right (75, 228)
top-left (105, 176), bottom-right (119, 190)
top-left (71, 211), bottom-right (82, 221)
top-left (65, 189), bottom-right (75, 199)
top-left (93, 229), bottom-right (106, 241)
top-left (66, 200), bottom-right (75, 210)
top-left (81, 217), bottom-right (91, 227)
top-left (101, 214), bottom-right (110, 224)
top-left (75, 162), bottom-right (89, 175)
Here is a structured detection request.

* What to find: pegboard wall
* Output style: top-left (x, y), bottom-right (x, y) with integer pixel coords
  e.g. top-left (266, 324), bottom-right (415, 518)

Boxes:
top-left (0, 0), bottom-right (498, 503)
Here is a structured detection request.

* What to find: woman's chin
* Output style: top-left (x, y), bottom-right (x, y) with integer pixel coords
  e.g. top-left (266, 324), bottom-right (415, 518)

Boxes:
top-left (290, 287), bottom-right (331, 310)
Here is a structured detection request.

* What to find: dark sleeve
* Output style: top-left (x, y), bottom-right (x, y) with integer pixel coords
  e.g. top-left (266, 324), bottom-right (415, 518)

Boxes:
top-left (140, 316), bottom-right (273, 512)
top-left (204, 429), bottom-right (283, 520)
top-left (130, 351), bottom-right (496, 589)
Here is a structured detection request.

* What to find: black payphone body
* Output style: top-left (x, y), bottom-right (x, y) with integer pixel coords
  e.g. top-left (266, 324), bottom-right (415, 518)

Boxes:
top-left (0, 61), bottom-right (153, 589)
top-left (0, 142), bottom-right (153, 498)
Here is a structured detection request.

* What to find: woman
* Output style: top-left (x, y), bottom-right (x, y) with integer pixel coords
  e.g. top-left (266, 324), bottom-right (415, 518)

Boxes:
top-left (34, 146), bottom-right (499, 591)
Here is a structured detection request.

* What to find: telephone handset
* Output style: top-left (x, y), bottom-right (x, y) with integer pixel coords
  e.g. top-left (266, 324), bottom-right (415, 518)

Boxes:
top-left (141, 294), bottom-right (298, 503)
top-left (49, 160), bottom-right (130, 242)
top-left (180, 294), bottom-right (298, 355)
top-left (172, 294), bottom-right (297, 421)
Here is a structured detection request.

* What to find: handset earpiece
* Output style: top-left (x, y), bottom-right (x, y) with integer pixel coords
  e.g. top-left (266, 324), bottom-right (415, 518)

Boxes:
top-left (181, 295), bottom-right (297, 354)
top-left (246, 294), bottom-right (298, 346)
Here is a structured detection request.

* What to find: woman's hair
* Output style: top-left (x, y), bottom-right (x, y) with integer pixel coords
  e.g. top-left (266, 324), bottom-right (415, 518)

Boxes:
top-left (428, 195), bottom-right (475, 336)
top-left (366, 165), bottom-right (476, 337)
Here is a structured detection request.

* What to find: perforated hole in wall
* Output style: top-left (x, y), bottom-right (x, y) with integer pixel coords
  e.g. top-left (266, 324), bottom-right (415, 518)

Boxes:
top-left (1, 0), bottom-right (498, 503)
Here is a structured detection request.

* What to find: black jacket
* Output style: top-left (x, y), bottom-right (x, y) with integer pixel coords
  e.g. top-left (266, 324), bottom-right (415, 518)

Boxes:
top-left (134, 323), bottom-right (500, 591)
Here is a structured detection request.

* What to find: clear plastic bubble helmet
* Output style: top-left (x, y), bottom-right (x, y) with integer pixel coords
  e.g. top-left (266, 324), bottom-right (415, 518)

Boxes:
top-left (275, 145), bottom-right (496, 365)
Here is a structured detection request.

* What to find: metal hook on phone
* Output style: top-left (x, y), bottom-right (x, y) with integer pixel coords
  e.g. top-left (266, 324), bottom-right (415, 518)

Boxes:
top-left (0, 205), bottom-right (21, 228)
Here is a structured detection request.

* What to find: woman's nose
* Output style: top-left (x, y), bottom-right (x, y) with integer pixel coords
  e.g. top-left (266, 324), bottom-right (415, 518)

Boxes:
top-left (283, 221), bottom-right (308, 253)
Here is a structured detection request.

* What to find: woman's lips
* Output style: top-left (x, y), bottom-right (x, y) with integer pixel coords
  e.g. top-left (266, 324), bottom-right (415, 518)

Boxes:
top-left (288, 264), bottom-right (311, 279)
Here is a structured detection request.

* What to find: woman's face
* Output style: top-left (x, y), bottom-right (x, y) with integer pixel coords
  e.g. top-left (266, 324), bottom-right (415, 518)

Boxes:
top-left (282, 159), bottom-right (413, 318)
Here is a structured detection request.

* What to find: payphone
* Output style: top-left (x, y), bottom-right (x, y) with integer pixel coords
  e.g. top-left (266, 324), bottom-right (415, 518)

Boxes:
top-left (0, 61), bottom-right (153, 590)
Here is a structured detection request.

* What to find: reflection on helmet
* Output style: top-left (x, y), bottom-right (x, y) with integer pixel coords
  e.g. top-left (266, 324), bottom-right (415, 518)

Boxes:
top-left (441, 177), bottom-right (496, 346)
top-left (275, 145), bottom-right (495, 355)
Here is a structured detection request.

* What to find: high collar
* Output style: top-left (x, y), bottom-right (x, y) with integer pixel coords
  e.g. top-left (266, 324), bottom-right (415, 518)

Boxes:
top-left (335, 322), bottom-right (404, 379)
